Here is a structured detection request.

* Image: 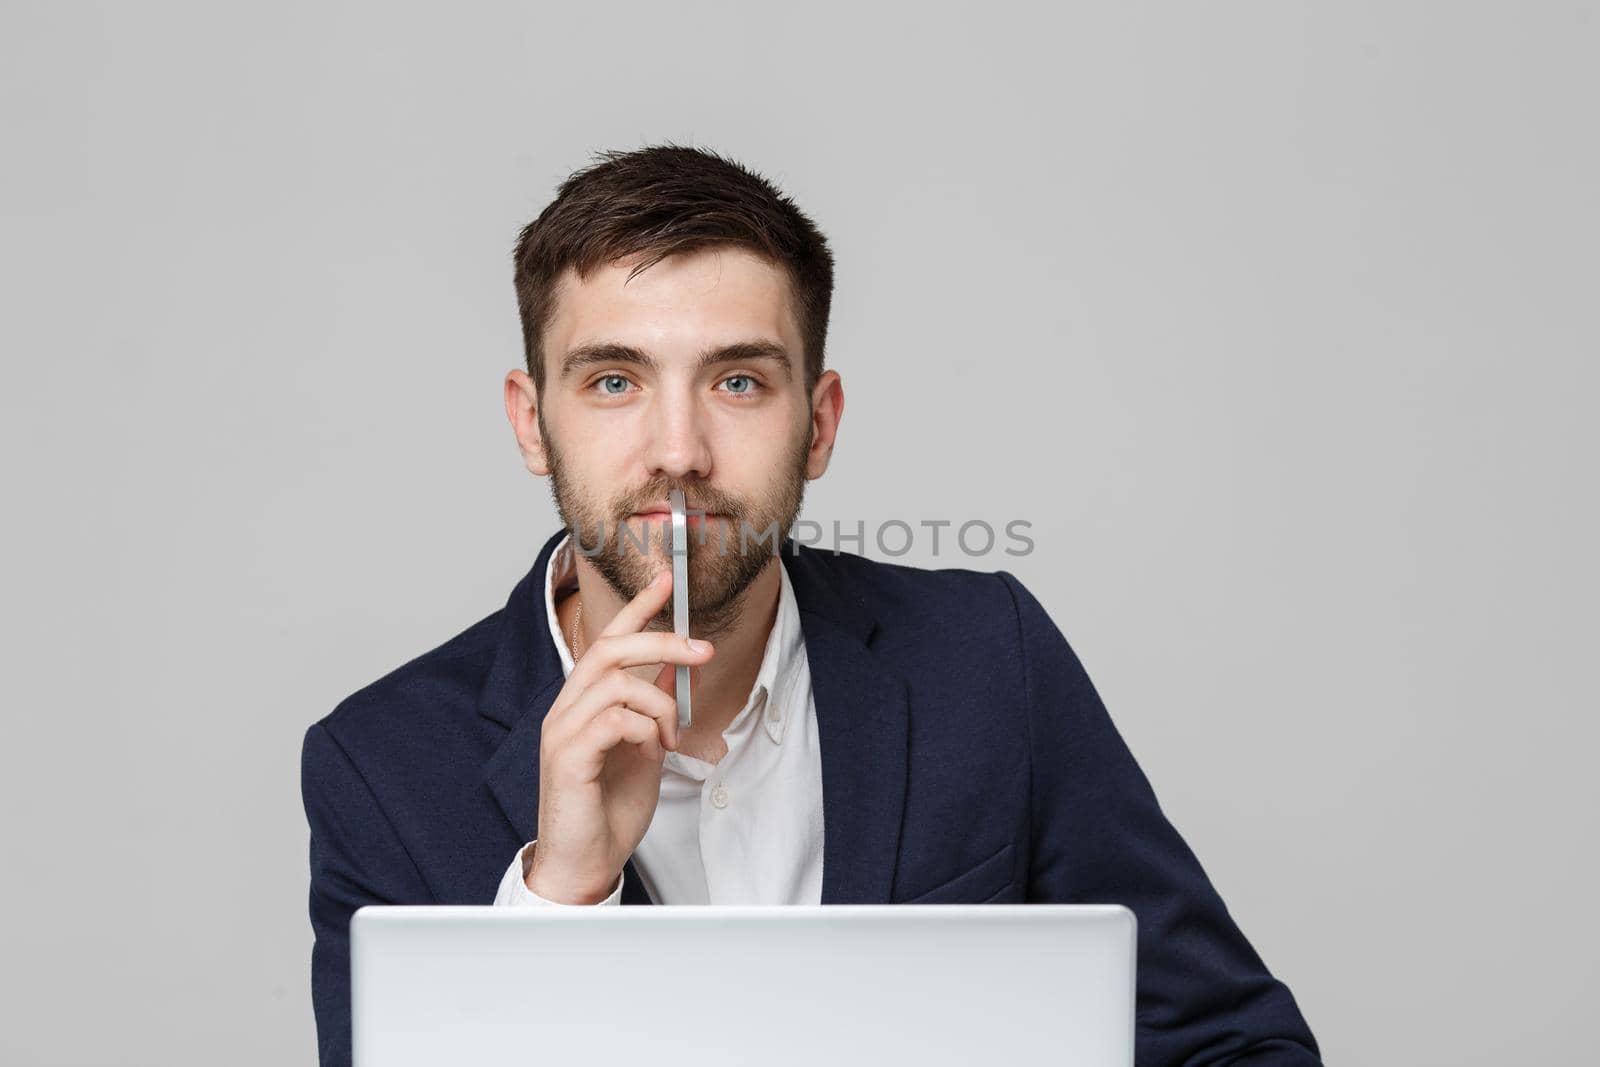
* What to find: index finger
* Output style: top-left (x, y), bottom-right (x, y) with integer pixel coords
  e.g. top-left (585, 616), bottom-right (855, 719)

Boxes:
top-left (600, 567), bottom-right (674, 638)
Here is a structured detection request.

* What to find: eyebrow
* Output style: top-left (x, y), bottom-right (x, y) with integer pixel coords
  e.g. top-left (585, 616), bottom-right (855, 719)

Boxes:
top-left (559, 340), bottom-right (794, 383)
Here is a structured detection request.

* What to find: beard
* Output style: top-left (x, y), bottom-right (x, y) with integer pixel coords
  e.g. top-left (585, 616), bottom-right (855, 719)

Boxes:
top-left (540, 409), bottom-right (813, 642)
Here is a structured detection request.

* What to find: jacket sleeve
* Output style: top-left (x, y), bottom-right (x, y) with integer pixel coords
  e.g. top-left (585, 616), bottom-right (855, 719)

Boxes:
top-left (997, 571), bottom-right (1322, 1067)
top-left (301, 721), bottom-right (435, 1067)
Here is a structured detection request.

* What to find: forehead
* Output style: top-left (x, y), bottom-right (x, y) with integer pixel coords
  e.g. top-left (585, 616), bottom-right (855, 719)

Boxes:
top-left (544, 245), bottom-right (802, 360)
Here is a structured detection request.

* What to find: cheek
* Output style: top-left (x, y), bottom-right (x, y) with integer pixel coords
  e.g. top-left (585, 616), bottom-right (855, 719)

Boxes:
top-left (569, 412), bottom-right (644, 467)
top-left (718, 429), bottom-right (803, 492)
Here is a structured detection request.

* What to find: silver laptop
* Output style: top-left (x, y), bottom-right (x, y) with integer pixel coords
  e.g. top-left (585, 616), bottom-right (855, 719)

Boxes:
top-left (351, 904), bottom-right (1136, 1066)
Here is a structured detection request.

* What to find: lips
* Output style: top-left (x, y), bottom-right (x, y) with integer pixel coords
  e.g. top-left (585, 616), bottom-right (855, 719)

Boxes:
top-left (631, 509), bottom-right (715, 524)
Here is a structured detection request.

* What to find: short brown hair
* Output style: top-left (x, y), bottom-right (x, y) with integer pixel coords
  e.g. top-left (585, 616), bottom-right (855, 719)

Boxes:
top-left (512, 143), bottom-right (835, 397)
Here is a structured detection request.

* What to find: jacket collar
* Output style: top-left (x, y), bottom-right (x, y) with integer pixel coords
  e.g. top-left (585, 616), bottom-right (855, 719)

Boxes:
top-left (480, 527), bottom-right (910, 905)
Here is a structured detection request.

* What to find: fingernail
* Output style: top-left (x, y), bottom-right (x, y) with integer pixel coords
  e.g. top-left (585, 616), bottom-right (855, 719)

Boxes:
top-left (688, 638), bottom-right (710, 653)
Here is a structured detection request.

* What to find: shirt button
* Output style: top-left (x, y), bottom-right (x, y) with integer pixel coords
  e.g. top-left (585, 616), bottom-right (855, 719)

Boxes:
top-left (711, 785), bottom-right (730, 809)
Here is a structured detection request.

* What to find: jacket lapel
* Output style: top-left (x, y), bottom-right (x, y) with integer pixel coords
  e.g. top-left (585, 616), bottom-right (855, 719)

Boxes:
top-left (783, 544), bottom-right (910, 904)
top-left (479, 529), bottom-right (910, 905)
top-left (479, 529), bottom-right (566, 878)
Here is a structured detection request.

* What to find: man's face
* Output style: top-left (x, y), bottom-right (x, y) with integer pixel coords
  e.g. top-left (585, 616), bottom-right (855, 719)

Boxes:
top-left (529, 245), bottom-right (822, 634)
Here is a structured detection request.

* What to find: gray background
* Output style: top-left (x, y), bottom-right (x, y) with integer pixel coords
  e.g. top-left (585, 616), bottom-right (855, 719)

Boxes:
top-left (2, 2), bottom-right (1595, 1064)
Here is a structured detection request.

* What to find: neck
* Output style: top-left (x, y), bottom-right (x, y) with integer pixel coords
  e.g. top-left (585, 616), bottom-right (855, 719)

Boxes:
top-left (558, 554), bottom-right (783, 741)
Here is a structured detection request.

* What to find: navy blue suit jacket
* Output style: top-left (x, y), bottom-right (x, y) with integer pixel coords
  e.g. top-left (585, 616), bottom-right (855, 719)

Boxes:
top-left (302, 528), bottom-right (1321, 1066)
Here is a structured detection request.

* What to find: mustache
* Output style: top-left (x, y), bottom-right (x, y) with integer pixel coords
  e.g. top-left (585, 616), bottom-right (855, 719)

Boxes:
top-left (620, 486), bottom-right (743, 517)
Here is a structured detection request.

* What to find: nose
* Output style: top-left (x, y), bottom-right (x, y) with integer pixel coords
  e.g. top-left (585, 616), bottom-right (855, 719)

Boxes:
top-left (643, 381), bottom-right (713, 484)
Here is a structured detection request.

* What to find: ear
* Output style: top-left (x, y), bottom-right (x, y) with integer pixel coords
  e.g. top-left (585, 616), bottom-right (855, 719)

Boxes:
top-left (504, 369), bottom-right (551, 476)
top-left (804, 370), bottom-right (844, 480)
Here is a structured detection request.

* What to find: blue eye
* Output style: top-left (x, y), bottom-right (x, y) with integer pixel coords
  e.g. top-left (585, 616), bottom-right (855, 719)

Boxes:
top-left (720, 375), bottom-right (761, 397)
top-left (596, 375), bottom-right (631, 396)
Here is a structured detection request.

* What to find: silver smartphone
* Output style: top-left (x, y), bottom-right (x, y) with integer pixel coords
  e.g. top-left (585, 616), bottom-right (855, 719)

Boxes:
top-left (668, 488), bottom-right (692, 728)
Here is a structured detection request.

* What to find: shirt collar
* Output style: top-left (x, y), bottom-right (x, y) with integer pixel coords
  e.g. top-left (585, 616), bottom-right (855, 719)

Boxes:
top-left (543, 531), bottom-right (803, 745)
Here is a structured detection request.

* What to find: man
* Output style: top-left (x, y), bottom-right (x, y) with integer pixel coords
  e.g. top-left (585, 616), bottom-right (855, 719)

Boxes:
top-left (301, 144), bottom-right (1322, 1066)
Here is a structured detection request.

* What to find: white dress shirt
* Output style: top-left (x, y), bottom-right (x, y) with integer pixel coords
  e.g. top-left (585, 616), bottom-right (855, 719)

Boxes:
top-left (492, 532), bottom-right (825, 906)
